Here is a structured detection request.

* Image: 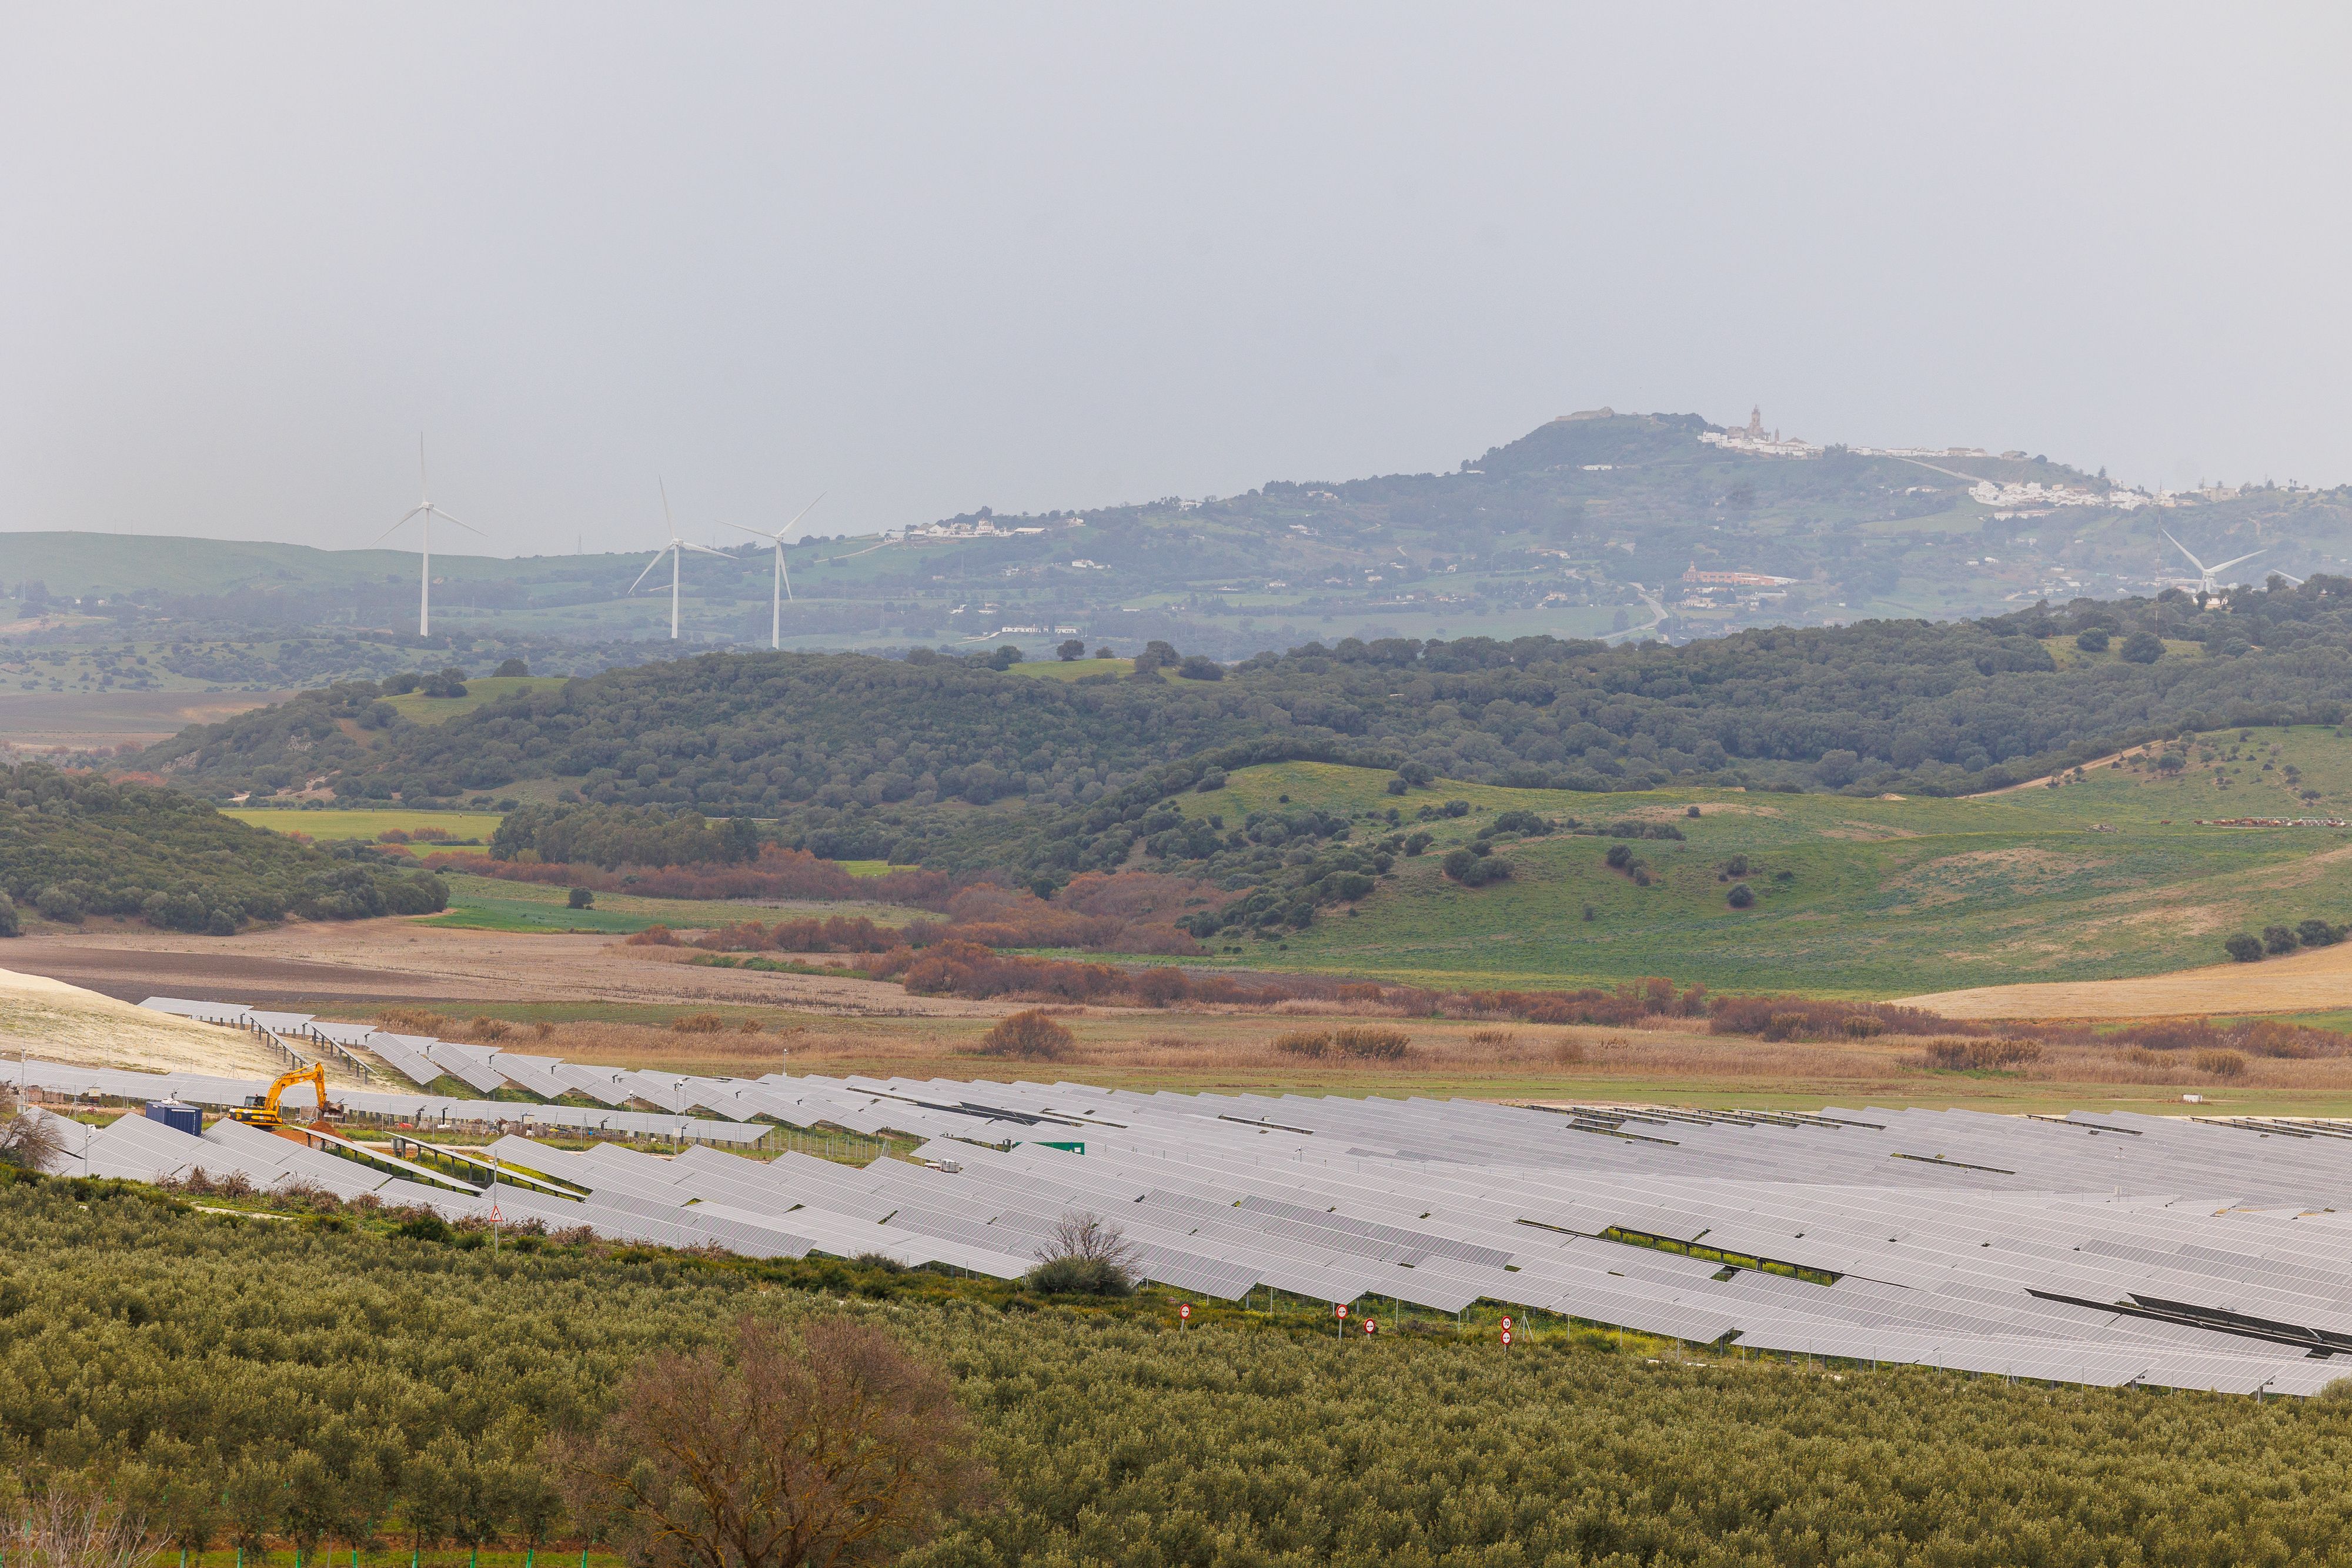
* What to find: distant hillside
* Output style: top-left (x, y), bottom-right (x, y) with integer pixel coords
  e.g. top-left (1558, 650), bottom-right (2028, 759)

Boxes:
top-left (138, 580), bottom-right (2352, 881)
top-left (14, 410), bottom-right (2351, 663)
top-left (0, 764), bottom-right (447, 934)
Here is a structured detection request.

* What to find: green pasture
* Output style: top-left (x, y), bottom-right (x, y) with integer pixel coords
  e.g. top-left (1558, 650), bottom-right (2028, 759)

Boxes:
top-left (380, 674), bottom-right (572, 724)
top-left (1168, 726), bottom-right (2352, 996)
top-left (416, 872), bottom-right (903, 934)
top-left (223, 807), bottom-right (506, 846)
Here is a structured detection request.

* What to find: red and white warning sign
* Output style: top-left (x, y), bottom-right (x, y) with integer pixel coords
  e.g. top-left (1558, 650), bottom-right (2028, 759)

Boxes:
top-left (1178, 1302), bottom-right (1191, 1320)
top-left (1501, 1315), bottom-right (1513, 1331)
top-left (1334, 1303), bottom-right (1348, 1318)
top-left (1363, 1317), bottom-right (1378, 1337)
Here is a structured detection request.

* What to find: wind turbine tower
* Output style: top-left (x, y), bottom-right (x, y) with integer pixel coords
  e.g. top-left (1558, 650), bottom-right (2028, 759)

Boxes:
top-left (725, 493), bottom-right (825, 650)
top-left (2162, 529), bottom-right (2265, 595)
top-left (630, 480), bottom-right (728, 639)
top-left (378, 436), bottom-right (481, 636)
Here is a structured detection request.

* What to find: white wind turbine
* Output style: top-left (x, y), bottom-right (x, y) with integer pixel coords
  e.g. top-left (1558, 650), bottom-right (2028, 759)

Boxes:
top-left (377, 436), bottom-right (482, 636)
top-left (630, 480), bottom-right (729, 639)
top-left (2162, 529), bottom-right (2264, 595)
top-left (724, 493), bottom-right (825, 650)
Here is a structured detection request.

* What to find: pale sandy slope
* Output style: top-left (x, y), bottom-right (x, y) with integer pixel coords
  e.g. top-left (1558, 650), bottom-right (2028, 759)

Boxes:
top-left (5, 921), bottom-right (1003, 1017)
top-left (0, 965), bottom-right (292, 1078)
top-left (1903, 941), bottom-right (2352, 1021)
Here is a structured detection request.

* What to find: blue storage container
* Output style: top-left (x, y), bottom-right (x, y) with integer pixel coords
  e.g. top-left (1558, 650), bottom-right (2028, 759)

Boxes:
top-left (146, 1102), bottom-right (202, 1136)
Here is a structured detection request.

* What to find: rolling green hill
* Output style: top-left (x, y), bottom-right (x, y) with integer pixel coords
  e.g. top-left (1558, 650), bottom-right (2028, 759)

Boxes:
top-left (0, 764), bottom-right (447, 934)
top-left (1161, 731), bottom-right (2352, 995)
top-left (14, 411), bottom-right (2351, 664)
top-left (138, 577), bottom-right (2352, 824)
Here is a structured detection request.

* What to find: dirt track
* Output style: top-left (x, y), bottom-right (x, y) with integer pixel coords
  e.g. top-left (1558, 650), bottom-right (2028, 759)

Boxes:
top-left (5, 921), bottom-right (1003, 1018)
top-left (1902, 941), bottom-right (2352, 1020)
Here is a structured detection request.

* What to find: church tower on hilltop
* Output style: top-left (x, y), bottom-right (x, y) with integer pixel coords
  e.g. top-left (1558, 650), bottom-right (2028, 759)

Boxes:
top-left (1746, 406), bottom-right (1765, 439)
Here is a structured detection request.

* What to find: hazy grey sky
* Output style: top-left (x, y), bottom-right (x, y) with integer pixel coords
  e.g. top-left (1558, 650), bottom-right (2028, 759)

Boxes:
top-left (5, 4), bottom-right (2348, 557)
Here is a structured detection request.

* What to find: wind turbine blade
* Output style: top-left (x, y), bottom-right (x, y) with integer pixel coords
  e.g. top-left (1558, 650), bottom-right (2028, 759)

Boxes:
top-left (786, 492), bottom-right (827, 534)
top-left (720, 519), bottom-right (779, 539)
top-left (418, 433), bottom-right (429, 502)
top-left (434, 507), bottom-right (485, 536)
top-left (2160, 529), bottom-right (2206, 574)
top-left (2209, 548), bottom-right (2266, 574)
top-left (629, 547), bottom-right (672, 594)
top-left (683, 541), bottom-right (730, 557)
top-left (660, 477), bottom-right (676, 540)
top-left (376, 507), bottom-right (427, 543)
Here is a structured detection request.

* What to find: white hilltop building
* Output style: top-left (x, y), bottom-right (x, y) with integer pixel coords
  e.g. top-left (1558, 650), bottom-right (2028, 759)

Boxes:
top-left (1700, 406), bottom-right (1821, 459)
top-left (1969, 479), bottom-right (2150, 517)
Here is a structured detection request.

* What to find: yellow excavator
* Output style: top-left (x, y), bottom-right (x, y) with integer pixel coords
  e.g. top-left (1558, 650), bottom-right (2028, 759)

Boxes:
top-left (226, 1064), bottom-right (338, 1129)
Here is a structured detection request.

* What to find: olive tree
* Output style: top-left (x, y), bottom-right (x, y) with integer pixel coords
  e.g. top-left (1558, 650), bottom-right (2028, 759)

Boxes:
top-left (547, 1316), bottom-right (987, 1568)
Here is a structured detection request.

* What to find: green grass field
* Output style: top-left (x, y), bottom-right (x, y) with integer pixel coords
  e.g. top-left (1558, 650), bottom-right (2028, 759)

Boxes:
top-left (380, 674), bottom-right (572, 724)
top-left (417, 872), bottom-right (903, 934)
top-left (1165, 726), bottom-right (2352, 997)
top-left (223, 807), bottom-right (506, 848)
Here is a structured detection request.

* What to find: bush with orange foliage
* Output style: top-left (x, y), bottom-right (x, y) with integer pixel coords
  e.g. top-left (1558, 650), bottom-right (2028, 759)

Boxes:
top-left (691, 915), bottom-right (898, 955)
top-left (1442, 979), bottom-right (1708, 1027)
top-left (1708, 994), bottom-right (1963, 1041)
top-left (1920, 1038), bottom-right (2042, 1071)
top-left (977, 1009), bottom-right (1075, 1060)
top-left (862, 941), bottom-right (1431, 1011)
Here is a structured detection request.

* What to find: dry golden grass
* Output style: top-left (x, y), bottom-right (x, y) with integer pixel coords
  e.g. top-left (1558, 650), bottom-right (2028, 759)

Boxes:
top-left (0, 964), bottom-right (340, 1081)
top-left (1906, 940), bottom-right (2352, 1020)
top-left (314, 975), bottom-right (2352, 1116)
top-left (343, 996), bottom-right (2352, 1103)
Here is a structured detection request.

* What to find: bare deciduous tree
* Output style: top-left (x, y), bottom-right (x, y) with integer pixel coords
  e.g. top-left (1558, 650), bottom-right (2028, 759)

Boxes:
top-left (1043, 1213), bottom-right (1138, 1272)
top-left (8, 1489), bottom-right (157, 1568)
top-left (0, 1093), bottom-right (66, 1174)
top-left (548, 1316), bottom-right (988, 1568)
top-left (1025, 1213), bottom-right (1140, 1296)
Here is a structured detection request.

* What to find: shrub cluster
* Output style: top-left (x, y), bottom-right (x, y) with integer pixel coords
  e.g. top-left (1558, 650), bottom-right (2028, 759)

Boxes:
top-left (691, 915), bottom-right (900, 955)
top-left (977, 1010), bottom-right (1075, 1061)
top-left (1450, 978), bottom-right (1710, 1025)
top-left (863, 941), bottom-right (1431, 1011)
top-left (1601, 841), bottom-right (1655, 886)
top-left (1272, 1027), bottom-right (1412, 1061)
top-left (1708, 995), bottom-right (1957, 1040)
top-left (1440, 845), bottom-right (1512, 886)
top-left (2224, 918), bottom-right (2347, 962)
top-left (1920, 1038), bottom-right (2044, 1072)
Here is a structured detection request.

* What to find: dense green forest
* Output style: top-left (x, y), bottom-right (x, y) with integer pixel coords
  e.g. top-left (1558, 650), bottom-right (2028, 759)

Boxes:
top-left (7, 1178), bottom-right (2352, 1568)
top-left (0, 765), bottom-right (446, 934)
top-left (141, 579), bottom-right (2352, 880)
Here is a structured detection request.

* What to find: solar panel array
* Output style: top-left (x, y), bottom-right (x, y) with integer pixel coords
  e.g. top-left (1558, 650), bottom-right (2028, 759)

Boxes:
top-left (45, 1009), bottom-right (2352, 1398)
top-left (457, 1078), bottom-right (2352, 1398)
top-left (10, 1056), bottom-right (764, 1144)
